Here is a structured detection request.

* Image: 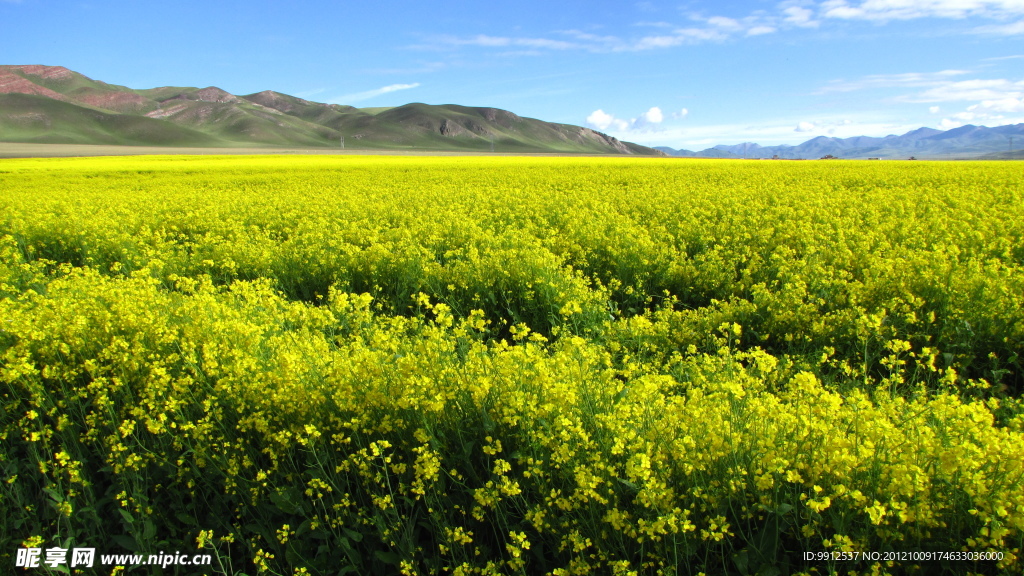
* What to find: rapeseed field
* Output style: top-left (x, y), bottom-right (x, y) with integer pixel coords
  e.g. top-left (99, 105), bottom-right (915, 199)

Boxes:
top-left (1, 155), bottom-right (1022, 575)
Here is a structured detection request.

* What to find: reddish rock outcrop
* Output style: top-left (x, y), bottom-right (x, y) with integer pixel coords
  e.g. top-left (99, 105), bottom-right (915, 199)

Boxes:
top-left (6, 65), bottom-right (76, 81)
top-left (0, 67), bottom-right (70, 101)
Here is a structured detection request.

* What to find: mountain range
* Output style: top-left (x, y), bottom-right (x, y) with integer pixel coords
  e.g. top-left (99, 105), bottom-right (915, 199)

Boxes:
top-left (656, 124), bottom-right (1024, 160)
top-left (0, 65), bottom-right (659, 155)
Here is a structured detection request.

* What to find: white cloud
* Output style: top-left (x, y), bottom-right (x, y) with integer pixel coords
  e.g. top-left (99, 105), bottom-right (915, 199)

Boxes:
top-left (937, 96), bottom-right (1024, 129)
top-left (973, 20), bottom-right (1024, 35)
top-left (911, 78), bottom-right (1024, 102)
top-left (431, 34), bottom-right (579, 50)
top-left (419, 1), bottom-right (1024, 59)
top-left (468, 34), bottom-right (578, 49)
top-left (425, 4), bottom-right (802, 56)
top-left (783, 6), bottom-right (820, 27)
top-left (822, 0), bottom-right (1024, 22)
top-left (819, 70), bottom-right (1024, 124)
top-left (821, 70), bottom-right (1024, 128)
top-left (587, 110), bottom-right (635, 131)
top-left (972, 97), bottom-right (1024, 113)
top-left (691, 12), bottom-right (780, 38)
top-left (631, 34), bottom-right (689, 49)
top-left (560, 30), bottom-right (621, 44)
top-left (586, 109), bottom-right (617, 130)
top-left (707, 16), bottom-right (744, 31)
top-left (587, 106), bottom-right (687, 133)
top-left (795, 121), bottom-right (818, 132)
top-left (633, 27), bottom-right (729, 49)
top-left (428, 27), bottom-right (733, 54)
top-left (633, 20), bottom-right (676, 28)
top-left (333, 83), bottom-right (421, 104)
top-left (817, 69), bottom-right (971, 94)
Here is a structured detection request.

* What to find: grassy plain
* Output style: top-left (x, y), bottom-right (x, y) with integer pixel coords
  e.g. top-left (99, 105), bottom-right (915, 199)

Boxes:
top-left (1, 155), bottom-right (1022, 575)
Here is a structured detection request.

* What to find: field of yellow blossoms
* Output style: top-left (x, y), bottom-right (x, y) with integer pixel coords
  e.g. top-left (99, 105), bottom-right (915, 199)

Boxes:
top-left (1, 155), bottom-right (1022, 575)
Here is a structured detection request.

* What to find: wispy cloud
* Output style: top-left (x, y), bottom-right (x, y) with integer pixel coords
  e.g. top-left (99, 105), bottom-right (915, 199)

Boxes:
top-left (413, 1), bottom-right (1024, 59)
top-left (817, 70), bottom-right (1024, 124)
top-left (938, 96), bottom-right (1024, 129)
top-left (821, 0), bottom-right (1024, 22)
top-left (972, 20), bottom-right (1024, 35)
top-left (816, 70), bottom-right (971, 94)
top-left (793, 118), bottom-right (854, 134)
top-left (293, 88), bottom-right (328, 99)
top-left (416, 6), bottom-right (796, 56)
top-left (332, 83), bottom-right (421, 104)
top-left (782, 6), bottom-right (821, 28)
top-left (821, 68), bottom-right (1024, 130)
top-left (434, 34), bottom-right (579, 50)
top-left (909, 78), bottom-right (1024, 102)
top-left (633, 21), bottom-right (675, 28)
top-left (425, 23), bottom-right (748, 54)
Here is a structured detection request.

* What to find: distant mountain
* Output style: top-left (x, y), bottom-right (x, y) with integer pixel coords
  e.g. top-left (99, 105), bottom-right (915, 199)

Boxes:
top-left (0, 65), bottom-right (662, 155)
top-left (980, 149), bottom-right (1024, 160)
top-left (658, 124), bottom-right (1022, 159)
top-left (654, 146), bottom-right (695, 156)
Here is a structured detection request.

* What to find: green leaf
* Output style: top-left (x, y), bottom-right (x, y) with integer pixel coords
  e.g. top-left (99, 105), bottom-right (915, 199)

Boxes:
top-left (43, 486), bottom-right (64, 502)
top-left (269, 487), bottom-right (303, 514)
top-left (118, 509), bottom-right (135, 524)
top-left (616, 478), bottom-right (639, 491)
top-left (284, 545), bottom-right (304, 567)
top-left (112, 535), bottom-right (137, 551)
top-left (731, 548), bottom-right (750, 576)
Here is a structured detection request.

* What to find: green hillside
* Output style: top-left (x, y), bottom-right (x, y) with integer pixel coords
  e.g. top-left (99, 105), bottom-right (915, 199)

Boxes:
top-left (0, 65), bottom-right (663, 155)
top-left (144, 93), bottom-right (343, 148)
top-left (0, 93), bottom-right (223, 146)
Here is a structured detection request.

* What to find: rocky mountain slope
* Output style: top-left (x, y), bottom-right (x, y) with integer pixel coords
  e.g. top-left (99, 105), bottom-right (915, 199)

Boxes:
top-left (0, 65), bottom-right (661, 155)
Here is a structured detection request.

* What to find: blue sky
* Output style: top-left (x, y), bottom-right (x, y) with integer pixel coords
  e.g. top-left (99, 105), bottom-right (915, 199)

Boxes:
top-left (2, 0), bottom-right (1022, 149)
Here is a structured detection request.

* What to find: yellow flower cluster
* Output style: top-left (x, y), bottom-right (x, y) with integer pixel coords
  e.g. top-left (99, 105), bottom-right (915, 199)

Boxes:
top-left (1, 156), bottom-right (1022, 575)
